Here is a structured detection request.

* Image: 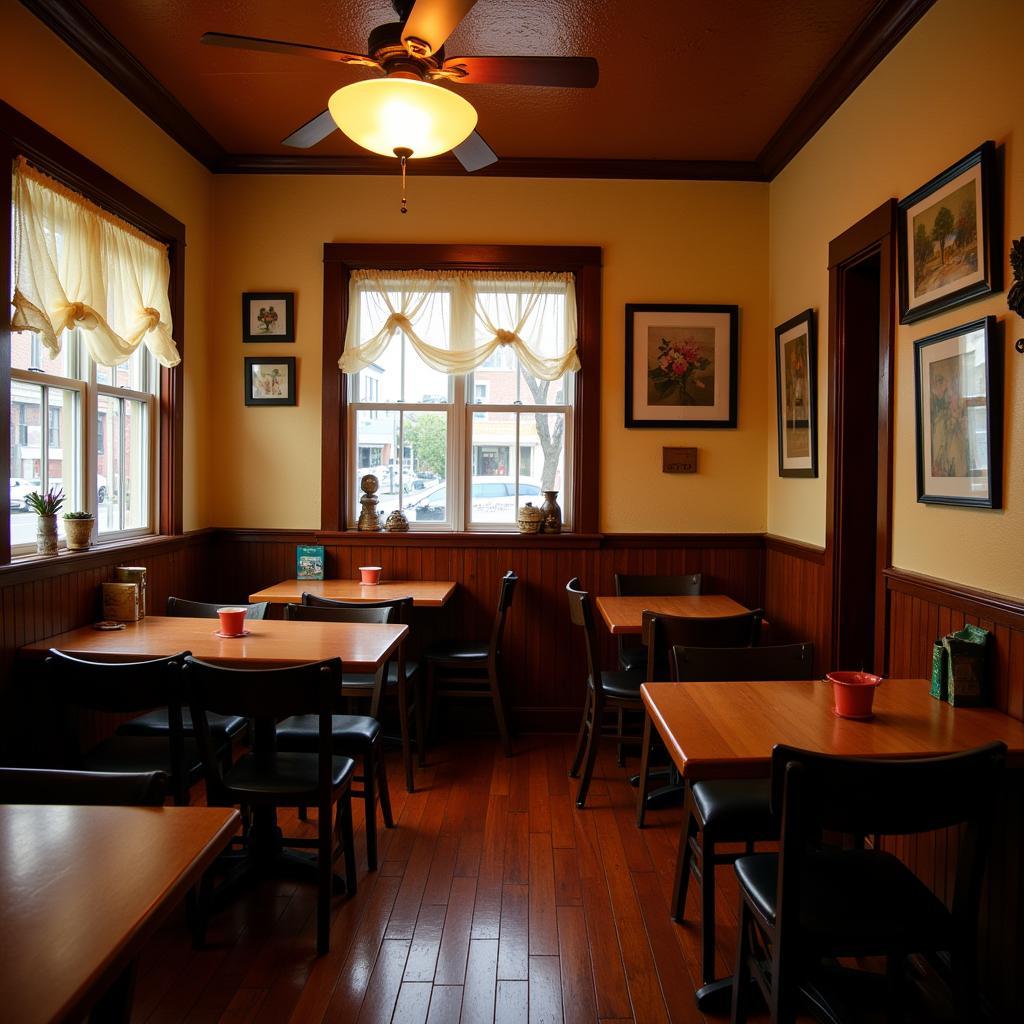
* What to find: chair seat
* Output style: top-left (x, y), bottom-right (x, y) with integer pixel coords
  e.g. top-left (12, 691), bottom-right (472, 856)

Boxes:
top-left (735, 849), bottom-right (953, 954)
top-left (618, 645), bottom-right (648, 672)
top-left (597, 669), bottom-right (645, 701)
top-left (82, 735), bottom-right (204, 777)
top-left (224, 751), bottom-right (355, 801)
top-left (691, 778), bottom-right (774, 838)
top-left (276, 714), bottom-right (381, 753)
top-left (116, 708), bottom-right (249, 741)
top-left (426, 644), bottom-right (489, 664)
top-left (343, 660), bottom-right (422, 689)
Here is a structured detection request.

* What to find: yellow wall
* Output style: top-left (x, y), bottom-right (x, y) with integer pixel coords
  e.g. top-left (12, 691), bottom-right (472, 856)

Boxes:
top-left (768, 0), bottom-right (1023, 598)
top-left (208, 175), bottom-right (770, 532)
top-left (0, 0), bottom-right (214, 530)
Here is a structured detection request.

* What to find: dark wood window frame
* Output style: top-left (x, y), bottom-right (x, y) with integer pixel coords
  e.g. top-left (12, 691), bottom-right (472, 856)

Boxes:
top-left (0, 100), bottom-right (185, 566)
top-left (321, 244), bottom-right (602, 534)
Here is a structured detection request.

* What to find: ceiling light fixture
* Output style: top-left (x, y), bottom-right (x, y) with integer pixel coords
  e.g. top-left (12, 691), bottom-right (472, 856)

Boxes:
top-left (328, 77), bottom-right (477, 213)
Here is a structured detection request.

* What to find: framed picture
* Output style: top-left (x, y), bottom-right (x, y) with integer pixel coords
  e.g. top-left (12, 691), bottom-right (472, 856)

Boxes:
top-left (774, 308), bottom-right (818, 477)
top-left (244, 357), bottom-right (296, 407)
top-left (625, 303), bottom-right (738, 428)
top-left (898, 142), bottom-right (1001, 324)
top-left (242, 291), bottom-right (295, 342)
top-left (914, 316), bottom-right (1001, 508)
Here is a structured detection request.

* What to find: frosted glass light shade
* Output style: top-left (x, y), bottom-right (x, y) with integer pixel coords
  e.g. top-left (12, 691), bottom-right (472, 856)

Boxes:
top-left (328, 78), bottom-right (477, 159)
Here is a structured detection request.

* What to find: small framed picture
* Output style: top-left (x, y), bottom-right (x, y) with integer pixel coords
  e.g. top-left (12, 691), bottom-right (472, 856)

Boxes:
top-left (898, 142), bottom-right (1001, 324)
top-left (245, 357), bottom-right (296, 407)
top-left (774, 308), bottom-right (818, 478)
top-left (625, 303), bottom-right (738, 428)
top-left (914, 316), bottom-right (1001, 508)
top-left (242, 291), bottom-right (295, 342)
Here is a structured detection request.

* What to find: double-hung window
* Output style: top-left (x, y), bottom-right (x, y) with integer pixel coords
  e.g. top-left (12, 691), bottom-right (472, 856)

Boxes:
top-left (7, 158), bottom-right (179, 554)
top-left (343, 270), bottom-right (578, 531)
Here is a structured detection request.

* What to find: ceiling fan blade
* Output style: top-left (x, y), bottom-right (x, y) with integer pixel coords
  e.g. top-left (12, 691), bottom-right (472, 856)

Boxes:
top-left (452, 131), bottom-right (498, 172)
top-left (282, 109), bottom-right (337, 148)
top-left (438, 55), bottom-right (599, 88)
top-left (201, 31), bottom-right (378, 68)
top-left (401, 0), bottom-right (479, 56)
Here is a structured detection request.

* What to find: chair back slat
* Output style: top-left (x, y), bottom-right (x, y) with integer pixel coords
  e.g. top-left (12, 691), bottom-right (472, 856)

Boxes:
top-left (167, 596), bottom-right (269, 620)
top-left (46, 648), bottom-right (189, 712)
top-left (565, 577), bottom-right (603, 694)
top-left (284, 603), bottom-right (391, 624)
top-left (644, 609), bottom-right (763, 680)
top-left (302, 593), bottom-right (413, 623)
top-left (488, 571), bottom-right (518, 661)
top-left (671, 642), bottom-right (814, 682)
top-left (0, 767), bottom-right (167, 806)
top-left (615, 572), bottom-right (702, 596)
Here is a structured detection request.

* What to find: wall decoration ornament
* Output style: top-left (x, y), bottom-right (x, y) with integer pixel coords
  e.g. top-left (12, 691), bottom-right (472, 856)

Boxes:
top-left (774, 308), bottom-right (818, 478)
top-left (244, 357), bottom-right (296, 406)
top-left (897, 142), bottom-right (1001, 324)
top-left (1008, 237), bottom-right (1024, 354)
top-left (914, 316), bottom-right (1001, 508)
top-left (242, 291), bottom-right (295, 342)
top-left (625, 303), bottom-right (738, 428)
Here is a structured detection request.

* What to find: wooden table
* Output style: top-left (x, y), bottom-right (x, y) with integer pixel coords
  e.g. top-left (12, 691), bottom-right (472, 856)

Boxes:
top-left (642, 677), bottom-right (1024, 781)
top-left (595, 594), bottom-right (749, 635)
top-left (21, 615), bottom-right (408, 671)
top-left (0, 804), bottom-right (238, 1024)
top-left (248, 578), bottom-right (457, 608)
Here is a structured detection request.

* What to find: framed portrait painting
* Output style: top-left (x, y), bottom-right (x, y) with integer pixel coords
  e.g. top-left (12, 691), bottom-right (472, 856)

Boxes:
top-left (914, 316), bottom-right (1001, 508)
top-left (242, 291), bottom-right (295, 342)
top-left (898, 142), bottom-right (1000, 324)
top-left (244, 357), bottom-right (296, 407)
top-left (774, 308), bottom-right (818, 477)
top-left (625, 304), bottom-right (738, 428)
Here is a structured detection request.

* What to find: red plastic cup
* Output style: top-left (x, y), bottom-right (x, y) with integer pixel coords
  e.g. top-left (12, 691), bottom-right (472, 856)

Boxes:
top-left (827, 671), bottom-right (883, 719)
top-left (359, 566), bottom-right (382, 586)
top-left (217, 607), bottom-right (247, 636)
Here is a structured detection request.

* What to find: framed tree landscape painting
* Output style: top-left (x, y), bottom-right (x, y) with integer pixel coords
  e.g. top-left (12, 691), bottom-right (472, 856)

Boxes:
top-left (914, 316), bottom-right (1001, 508)
top-left (625, 303), bottom-right (738, 428)
top-left (774, 308), bottom-right (818, 477)
top-left (898, 142), bottom-right (1000, 324)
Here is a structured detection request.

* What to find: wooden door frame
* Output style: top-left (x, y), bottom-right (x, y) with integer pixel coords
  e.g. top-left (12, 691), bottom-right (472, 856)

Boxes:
top-left (823, 199), bottom-right (897, 671)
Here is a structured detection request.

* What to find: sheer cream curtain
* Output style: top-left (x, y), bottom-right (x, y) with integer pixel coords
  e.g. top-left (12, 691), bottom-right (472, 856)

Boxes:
top-left (339, 269), bottom-right (579, 380)
top-left (11, 158), bottom-right (181, 368)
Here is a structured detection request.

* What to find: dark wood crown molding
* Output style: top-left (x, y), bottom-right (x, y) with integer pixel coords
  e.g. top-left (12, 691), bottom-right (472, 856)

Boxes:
top-left (19, 0), bottom-right (225, 170)
top-left (757, 0), bottom-right (936, 177)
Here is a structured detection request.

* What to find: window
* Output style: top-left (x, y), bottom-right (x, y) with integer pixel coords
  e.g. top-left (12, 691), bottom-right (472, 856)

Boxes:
top-left (344, 268), bottom-right (578, 531)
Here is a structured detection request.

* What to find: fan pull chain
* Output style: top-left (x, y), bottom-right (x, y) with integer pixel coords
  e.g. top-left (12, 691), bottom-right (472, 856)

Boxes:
top-left (395, 147), bottom-right (412, 215)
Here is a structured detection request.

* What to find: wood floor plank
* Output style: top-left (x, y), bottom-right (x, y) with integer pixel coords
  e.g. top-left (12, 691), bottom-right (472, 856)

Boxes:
top-left (403, 904), bottom-right (447, 983)
top-left (471, 794), bottom-right (509, 940)
top-left (422, 834), bottom-right (459, 906)
top-left (454, 830), bottom-right (483, 879)
top-left (529, 833), bottom-right (559, 956)
top-left (435, 876), bottom-right (477, 986)
top-left (217, 987), bottom-right (267, 1024)
top-left (392, 982), bottom-right (433, 1024)
top-left (494, 979), bottom-right (529, 1024)
top-left (497, 883), bottom-right (530, 980)
top-left (460, 939), bottom-right (499, 1024)
top-left (556, 905), bottom-right (598, 1024)
top-left (354, 939), bottom-right (410, 1024)
top-left (425, 985), bottom-right (464, 1024)
top-left (504, 812), bottom-right (529, 885)
top-left (553, 847), bottom-right (583, 907)
top-left (529, 748), bottom-right (552, 834)
top-left (528, 956), bottom-right (563, 1024)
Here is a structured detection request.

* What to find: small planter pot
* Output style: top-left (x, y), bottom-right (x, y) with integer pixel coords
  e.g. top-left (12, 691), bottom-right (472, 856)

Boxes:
top-left (36, 514), bottom-right (59, 556)
top-left (63, 516), bottom-right (95, 551)
top-left (827, 671), bottom-right (883, 719)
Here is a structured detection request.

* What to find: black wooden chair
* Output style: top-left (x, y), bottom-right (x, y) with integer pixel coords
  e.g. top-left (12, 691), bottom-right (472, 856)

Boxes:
top-left (46, 649), bottom-right (201, 806)
top-left (663, 642), bottom-right (814, 1007)
top-left (183, 655), bottom-right (357, 956)
top-left (731, 741), bottom-right (1006, 1024)
top-left (0, 767), bottom-right (167, 805)
top-left (424, 570), bottom-right (518, 757)
top-left (565, 577), bottom-right (646, 809)
top-left (115, 596), bottom-right (268, 756)
top-left (613, 572), bottom-right (703, 671)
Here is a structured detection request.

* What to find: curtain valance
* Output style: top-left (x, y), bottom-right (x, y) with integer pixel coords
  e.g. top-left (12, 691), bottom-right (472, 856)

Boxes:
top-left (340, 269), bottom-right (579, 381)
top-left (11, 157), bottom-right (180, 368)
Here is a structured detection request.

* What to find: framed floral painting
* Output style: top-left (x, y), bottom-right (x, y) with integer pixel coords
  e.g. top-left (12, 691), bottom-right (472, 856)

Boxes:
top-left (774, 308), bottom-right (818, 477)
top-left (242, 291), bottom-right (295, 342)
top-left (244, 356), bottom-right (296, 406)
top-left (914, 316), bottom-right (1001, 508)
top-left (625, 304), bottom-right (738, 428)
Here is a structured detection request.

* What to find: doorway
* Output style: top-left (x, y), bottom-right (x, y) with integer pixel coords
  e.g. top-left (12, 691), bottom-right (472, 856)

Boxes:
top-left (825, 200), bottom-right (897, 672)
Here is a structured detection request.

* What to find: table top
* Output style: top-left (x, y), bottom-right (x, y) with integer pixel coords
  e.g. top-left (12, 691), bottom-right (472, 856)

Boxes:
top-left (0, 804), bottom-right (238, 1024)
top-left (595, 594), bottom-right (750, 635)
top-left (642, 678), bottom-right (1024, 781)
top-left (20, 615), bottom-right (408, 672)
top-left (249, 578), bottom-right (457, 607)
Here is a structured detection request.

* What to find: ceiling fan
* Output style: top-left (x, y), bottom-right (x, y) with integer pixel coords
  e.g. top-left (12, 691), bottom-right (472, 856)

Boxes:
top-left (201, 0), bottom-right (599, 173)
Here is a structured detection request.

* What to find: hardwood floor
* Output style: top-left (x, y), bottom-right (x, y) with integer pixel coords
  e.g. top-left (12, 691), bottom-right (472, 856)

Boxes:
top-left (132, 735), bottom-right (781, 1024)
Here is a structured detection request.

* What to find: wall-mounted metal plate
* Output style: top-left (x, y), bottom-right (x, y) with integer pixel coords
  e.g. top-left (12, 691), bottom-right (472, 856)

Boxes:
top-left (663, 447), bottom-right (698, 473)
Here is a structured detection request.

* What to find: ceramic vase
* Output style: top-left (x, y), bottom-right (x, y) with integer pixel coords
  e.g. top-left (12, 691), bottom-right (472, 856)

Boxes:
top-left (64, 516), bottom-right (94, 551)
top-left (517, 502), bottom-right (544, 533)
top-left (541, 490), bottom-right (562, 534)
top-left (36, 514), bottom-right (58, 555)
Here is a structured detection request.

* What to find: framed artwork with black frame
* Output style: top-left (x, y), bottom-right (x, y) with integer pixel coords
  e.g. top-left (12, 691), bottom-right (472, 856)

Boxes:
top-left (898, 142), bottom-right (1000, 324)
top-left (914, 316), bottom-right (1001, 508)
top-left (244, 357), bottom-right (296, 407)
top-left (625, 303), bottom-right (738, 428)
top-left (774, 308), bottom-right (818, 477)
top-left (242, 291), bottom-right (295, 342)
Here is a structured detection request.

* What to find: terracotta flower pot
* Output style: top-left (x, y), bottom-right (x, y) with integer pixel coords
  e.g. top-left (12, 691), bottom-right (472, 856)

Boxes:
top-left (827, 671), bottom-right (883, 719)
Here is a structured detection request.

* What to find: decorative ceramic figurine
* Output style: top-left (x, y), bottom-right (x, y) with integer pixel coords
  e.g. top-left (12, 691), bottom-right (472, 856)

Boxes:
top-left (384, 508), bottom-right (410, 532)
top-left (517, 502), bottom-right (544, 533)
top-left (540, 490), bottom-right (562, 534)
top-left (357, 473), bottom-right (382, 531)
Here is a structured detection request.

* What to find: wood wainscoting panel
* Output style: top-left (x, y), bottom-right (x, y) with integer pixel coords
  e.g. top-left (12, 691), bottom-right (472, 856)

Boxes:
top-left (763, 534), bottom-right (828, 673)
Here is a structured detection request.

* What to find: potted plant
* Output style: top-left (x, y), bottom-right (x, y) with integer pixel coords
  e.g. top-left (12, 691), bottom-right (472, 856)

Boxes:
top-left (24, 487), bottom-right (65, 555)
top-left (63, 510), bottom-right (95, 551)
